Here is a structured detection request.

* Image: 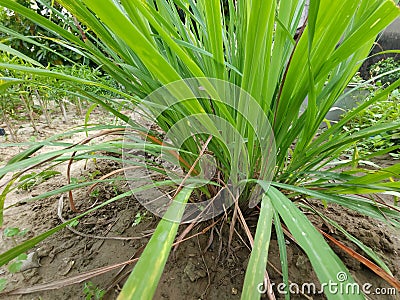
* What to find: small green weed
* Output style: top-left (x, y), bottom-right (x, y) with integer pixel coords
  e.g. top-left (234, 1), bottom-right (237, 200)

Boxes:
top-left (132, 212), bottom-right (147, 227)
top-left (3, 227), bottom-right (29, 274)
top-left (8, 253), bottom-right (27, 273)
top-left (17, 170), bottom-right (61, 191)
top-left (89, 189), bottom-right (100, 198)
top-left (83, 281), bottom-right (105, 300)
top-left (343, 89), bottom-right (400, 158)
top-left (88, 170), bottom-right (101, 180)
top-left (3, 227), bottom-right (29, 239)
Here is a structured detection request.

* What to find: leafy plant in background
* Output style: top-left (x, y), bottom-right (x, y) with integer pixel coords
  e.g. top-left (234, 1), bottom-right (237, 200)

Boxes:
top-left (0, 1), bottom-right (399, 300)
top-left (0, 0), bottom-right (85, 65)
top-left (343, 88), bottom-right (400, 159)
top-left (0, 49), bottom-right (120, 135)
top-left (1, 51), bottom-right (50, 135)
top-left (0, 52), bottom-right (26, 140)
top-left (50, 64), bottom-right (121, 119)
top-left (370, 57), bottom-right (400, 86)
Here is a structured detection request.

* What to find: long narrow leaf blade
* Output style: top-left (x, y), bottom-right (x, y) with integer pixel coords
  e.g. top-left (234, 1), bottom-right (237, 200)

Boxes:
top-left (264, 186), bottom-right (363, 300)
top-left (117, 187), bottom-right (193, 300)
top-left (242, 195), bottom-right (274, 300)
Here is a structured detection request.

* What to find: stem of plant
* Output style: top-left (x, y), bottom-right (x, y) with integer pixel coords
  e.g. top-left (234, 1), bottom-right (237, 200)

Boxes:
top-left (59, 98), bottom-right (68, 123)
top-left (34, 89), bottom-right (52, 127)
top-left (1, 109), bottom-right (18, 142)
top-left (19, 94), bottom-right (38, 134)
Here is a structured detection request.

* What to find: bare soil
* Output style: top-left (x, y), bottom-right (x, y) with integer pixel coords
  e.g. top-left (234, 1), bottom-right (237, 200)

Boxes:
top-left (0, 110), bottom-right (399, 300)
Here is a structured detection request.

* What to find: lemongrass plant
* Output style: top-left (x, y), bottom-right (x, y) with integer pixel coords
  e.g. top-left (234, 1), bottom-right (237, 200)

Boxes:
top-left (0, 1), bottom-right (400, 299)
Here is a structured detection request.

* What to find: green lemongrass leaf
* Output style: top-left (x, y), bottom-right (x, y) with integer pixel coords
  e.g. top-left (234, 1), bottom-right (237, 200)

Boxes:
top-left (0, 144), bottom-right (118, 178)
top-left (0, 124), bottom-right (126, 148)
top-left (119, 0), bottom-right (156, 42)
top-left (0, 180), bottom-right (16, 226)
top-left (118, 187), bottom-right (193, 300)
top-left (273, 210), bottom-right (290, 300)
top-left (125, 0), bottom-right (206, 79)
top-left (299, 203), bottom-right (392, 276)
top-left (0, 78), bottom-right (25, 91)
top-left (301, 0), bottom-right (319, 148)
top-left (0, 219), bottom-right (75, 267)
top-left (3, 179), bottom-right (126, 209)
top-left (275, 0), bottom-right (399, 159)
top-left (307, 0), bottom-right (320, 50)
top-left (263, 186), bottom-right (362, 300)
top-left (171, 39), bottom-right (243, 76)
top-left (299, 171), bottom-right (355, 183)
top-left (240, 0), bottom-right (275, 104)
top-left (84, 103), bottom-right (99, 136)
top-left (81, 0), bottom-right (182, 84)
top-left (320, 182), bottom-right (400, 194)
top-left (321, 1), bottom-right (400, 79)
top-left (0, 140), bottom-right (200, 181)
top-left (242, 195), bottom-right (274, 300)
top-left (4, 176), bottom-right (213, 211)
top-left (347, 164), bottom-right (400, 184)
top-left (325, 145), bottom-right (400, 173)
top-left (200, 0), bottom-right (225, 79)
top-left (2, 145), bottom-right (43, 169)
top-left (0, 63), bottom-right (127, 98)
top-left (306, 121), bottom-right (400, 165)
top-left (0, 43), bottom-right (43, 67)
top-left (271, 182), bottom-right (400, 226)
top-left (71, 89), bottom-right (131, 123)
top-left (274, 0), bottom-right (359, 141)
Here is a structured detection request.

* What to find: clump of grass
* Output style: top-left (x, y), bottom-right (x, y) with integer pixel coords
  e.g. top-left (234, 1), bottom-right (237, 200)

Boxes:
top-left (0, 1), bottom-right (399, 299)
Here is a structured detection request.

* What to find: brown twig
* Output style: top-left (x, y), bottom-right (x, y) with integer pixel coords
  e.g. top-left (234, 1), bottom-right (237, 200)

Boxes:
top-left (2, 258), bottom-right (139, 295)
top-left (173, 189), bottom-right (227, 254)
top-left (172, 134), bottom-right (213, 199)
top-left (86, 166), bottom-right (140, 196)
top-left (318, 228), bottom-right (400, 291)
top-left (197, 235), bottom-right (211, 299)
top-left (105, 244), bottom-right (147, 293)
top-left (66, 128), bottom-right (125, 212)
top-left (72, 16), bottom-right (87, 42)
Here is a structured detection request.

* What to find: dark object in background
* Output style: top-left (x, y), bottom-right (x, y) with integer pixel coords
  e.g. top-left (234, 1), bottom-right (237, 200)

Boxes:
top-left (359, 18), bottom-right (400, 79)
top-left (0, 128), bottom-right (5, 136)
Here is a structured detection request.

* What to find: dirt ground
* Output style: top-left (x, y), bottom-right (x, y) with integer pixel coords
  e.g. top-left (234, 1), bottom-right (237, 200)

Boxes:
top-left (0, 109), bottom-right (399, 300)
